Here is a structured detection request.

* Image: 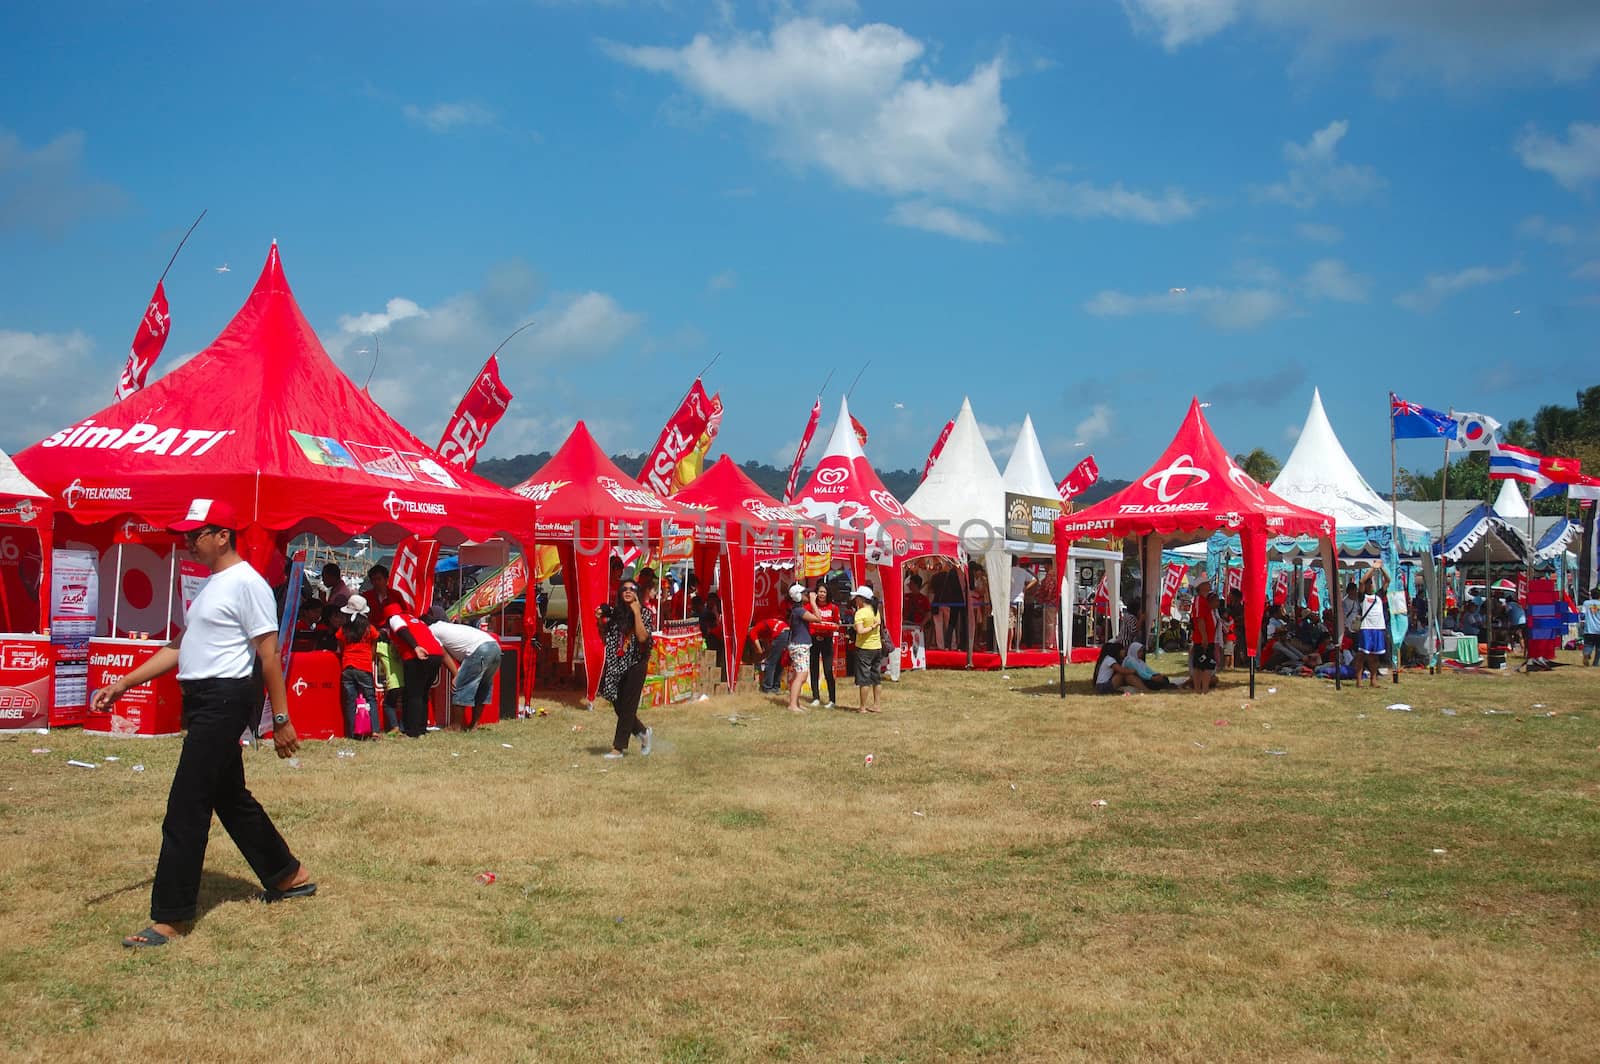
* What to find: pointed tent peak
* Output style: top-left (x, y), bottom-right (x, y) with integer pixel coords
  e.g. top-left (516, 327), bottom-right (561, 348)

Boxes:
top-left (251, 241), bottom-right (290, 297)
top-left (1493, 478), bottom-right (1530, 519)
top-left (903, 397), bottom-right (1003, 524)
top-left (1002, 413), bottom-right (1058, 498)
top-left (1274, 390), bottom-right (1432, 535)
top-left (819, 394), bottom-right (866, 462)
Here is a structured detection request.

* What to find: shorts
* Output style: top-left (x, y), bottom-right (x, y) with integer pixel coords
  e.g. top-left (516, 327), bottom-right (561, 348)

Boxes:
top-left (787, 643), bottom-right (811, 672)
top-left (1358, 628), bottom-right (1387, 655)
top-left (1094, 679), bottom-right (1118, 695)
top-left (854, 647), bottom-right (885, 687)
top-left (1583, 633), bottom-right (1600, 648)
top-left (1192, 646), bottom-right (1218, 672)
top-left (452, 641), bottom-right (502, 708)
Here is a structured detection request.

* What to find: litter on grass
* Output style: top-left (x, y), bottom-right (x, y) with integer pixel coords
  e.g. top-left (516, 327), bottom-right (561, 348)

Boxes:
top-left (1440, 708), bottom-right (1458, 716)
top-left (1387, 703), bottom-right (1413, 712)
top-left (337, 750), bottom-right (355, 759)
top-left (30, 748), bottom-right (49, 754)
top-left (66, 760), bottom-right (97, 769)
top-left (103, 756), bottom-right (120, 762)
top-left (1214, 719), bottom-right (1230, 727)
top-left (1090, 799), bottom-right (1109, 808)
top-left (1264, 750), bottom-right (1288, 756)
top-left (131, 765), bottom-right (145, 773)
top-left (501, 743), bottom-right (513, 749)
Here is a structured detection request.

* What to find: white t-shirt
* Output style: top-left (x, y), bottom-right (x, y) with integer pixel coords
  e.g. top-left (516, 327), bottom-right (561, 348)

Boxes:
top-left (429, 620), bottom-right (497, 660)
top-left (1094, 655), bottom-right (1117, 685)
top-left (1010, 566), bottom-right (1032, 605)
top-left (177, 561), bottom-right (279, 680)
top-left (1358, 593), bottom-right (1386, 631)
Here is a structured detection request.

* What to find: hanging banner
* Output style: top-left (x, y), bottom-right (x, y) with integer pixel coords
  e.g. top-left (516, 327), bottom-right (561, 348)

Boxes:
top-left (449, 554), bottom-right (529, 620)
top-left (670, 392), bottom-right (723, 494)
top-left (389, 536), bottom-right (441, 613)
top-left (1159, 563), bottom-right (1189, 616)
top-left (640, 379), bottom-right (713, 496)
top-left (783, 398), bottom-right (822, 502)
top-left (113, 281), bottom-right (172, 401)
top-left (1271, 568), bottom-right (1290, 605)
top-left (921, 420), bottom-right (955, 481)
top-left (1004, 492), bottom-right (1061, 547)
top-left (437, 354), bottom-right (514, 471)
top-left (49, 548), bottom-right (100, 724)
top-left (0, 635), bottom-right (53, 732)
top-left (1093, 574), bottom-right (1111, 616)
top-left (1227, 566), bottom-right (1243, 596)
top-left (1058, 455), bottom-right (1100, 500)
top-left (1305, 570), bottom-right (1321, 613)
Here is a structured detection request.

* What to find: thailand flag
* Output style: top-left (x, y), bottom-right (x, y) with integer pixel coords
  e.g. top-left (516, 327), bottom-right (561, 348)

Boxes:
top-left (1488, 442), bottom-right (1541, 483)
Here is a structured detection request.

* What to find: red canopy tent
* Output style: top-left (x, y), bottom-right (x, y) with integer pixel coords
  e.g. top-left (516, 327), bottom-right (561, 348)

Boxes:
top-left (510, 421), bottom-right (698, 704)
top-left (0, 447), bottom-right (52, 633)
top-left (674, 455), bottom-right (861, 689)
top-left (1053, 398), bottom-right (1337, 696)
top-left (791, 397), bottom-right (958, 646)
top-left (15, 244), bottom-right (537, 554)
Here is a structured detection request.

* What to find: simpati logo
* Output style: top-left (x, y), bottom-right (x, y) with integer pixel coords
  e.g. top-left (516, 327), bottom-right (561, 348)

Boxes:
top-left (1141, 455), bottom-right (1210, 503)
top-left (1225, 456), bottom-right (1266, 503)
top-left (62, 479), bottom-right (132, 510)
top-left (382, 492), bottom-right (448, 521)
top-left (816, 467), bottom-right (848, 487)
top-left (869, 488), bottom-right (904, 516)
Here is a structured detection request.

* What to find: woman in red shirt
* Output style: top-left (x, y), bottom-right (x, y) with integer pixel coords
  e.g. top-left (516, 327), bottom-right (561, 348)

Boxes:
top-left (807, 583), bottom-right (840, 707)
top-left (336, 594), bottom-right (381, 739)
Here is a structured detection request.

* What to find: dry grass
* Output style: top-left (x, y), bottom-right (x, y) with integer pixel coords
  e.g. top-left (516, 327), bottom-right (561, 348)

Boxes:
top-left (3, 652), bottom-right (1599, 1062)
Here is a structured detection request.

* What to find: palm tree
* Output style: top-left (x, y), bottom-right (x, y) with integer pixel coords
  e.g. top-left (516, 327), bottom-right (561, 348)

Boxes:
top-left (1233, 448), bottom-right (1280, 484)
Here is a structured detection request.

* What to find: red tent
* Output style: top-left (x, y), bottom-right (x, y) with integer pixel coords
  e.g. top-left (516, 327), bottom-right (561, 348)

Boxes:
top-left (791, 397), bottom-right (958, 647)
top-left (674, 455), bottom-right (859, 689)
top-left (510, 421), bottom-right (698, 704)
top-left (0, 447), bottom-right (52, 632)
top-left (1054, 398), bottom-right (1336, 692)
top-left (15, 244), bottom-right (537, 550)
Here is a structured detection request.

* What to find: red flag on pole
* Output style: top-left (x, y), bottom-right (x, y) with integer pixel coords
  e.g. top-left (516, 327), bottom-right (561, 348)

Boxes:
top-left (639, 379), bottom-right (713, 496)
top-left (784, 398), bottom-right (822, 502)
top-left (1057, 455), bottom-right (1100, 500)
top-left (1539, 455), bottom-right (1583, 484)
top-left (113, 281), bottom-right (171, 401)
top-left (437, 354), bottom-right (514, 471)
top-left (1159, 563), bottom-right (1188, 615)
top-left (388, 535), bottom-right (440, 614)
top-left (921, 420), bottom-right (955, 481)
top-left (850, 414), bottom-right (869, 448)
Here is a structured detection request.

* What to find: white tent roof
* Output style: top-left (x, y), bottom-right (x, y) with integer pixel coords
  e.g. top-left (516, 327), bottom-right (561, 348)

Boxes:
top-left (903, 397), bottom-right (1003, 538)
top-left (1002, 415), bottom-right (1058, 499)
top-left (1493, 479), bottom-right (1530, 520)
top-left (1272, 388), bottom-right (1430, 536)
top-left (0, 447), bottom-right (47, 501)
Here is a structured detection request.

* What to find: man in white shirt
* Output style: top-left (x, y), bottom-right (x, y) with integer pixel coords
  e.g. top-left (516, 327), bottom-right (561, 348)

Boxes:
top-left (92, 498), bottom-right (313, 948)
top-left (427, 606), bottom-right (503, 730)
top-left (1008, 563), bottom-right (1036, 652)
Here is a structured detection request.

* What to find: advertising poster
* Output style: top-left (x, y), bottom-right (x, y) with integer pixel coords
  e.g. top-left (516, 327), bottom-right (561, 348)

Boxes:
top-left (0, 636), bottom-right (53, 732)
top-left (50, 549), bottom-right (99, 723)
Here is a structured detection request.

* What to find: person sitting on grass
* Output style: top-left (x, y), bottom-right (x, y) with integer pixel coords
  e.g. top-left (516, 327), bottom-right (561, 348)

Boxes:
top-left (1092, 641), bottom-right (1144, 693)
top-left (1121, 642), bottom-right (1172, 690)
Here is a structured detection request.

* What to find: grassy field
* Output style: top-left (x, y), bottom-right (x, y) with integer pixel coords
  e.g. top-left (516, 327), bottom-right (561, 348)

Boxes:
top-left (2, 653), bottom-right (1599, 1062)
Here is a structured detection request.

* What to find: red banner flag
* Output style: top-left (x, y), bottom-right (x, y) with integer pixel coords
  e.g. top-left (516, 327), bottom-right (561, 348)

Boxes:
top-left (1058, 455), bottom-right (1100, 500)
top-left (113, 281), bottom-right (171, 401)
top-left (388, 535), bottom-right (440, 614)
top-left (1159, 563), bottom-right (1188, 616)
top-left (1304, 571), bottom-right (1320, 613)
top-left (639, 379), bottom-right (713, 496)
top-left (1271, 569), bottom-right (1290, 605)
top-left (851, 414), bottom-right (869, 448)
top-left (437, 354), bottom-right (514, 471)
top-left (1227, 566), bottom-right (1242, 595)
top-left (921, 419), bottom-right (955, 481)
top-left (1540, 454), bottom-right (1583, 484)
top-left (784, 398), bottom-right (822, 502)
top-left (1094, 574), bottom-right (1111, 615)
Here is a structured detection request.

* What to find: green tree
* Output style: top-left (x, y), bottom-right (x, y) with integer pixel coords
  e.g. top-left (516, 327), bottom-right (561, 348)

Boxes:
top-left (1233, 448), bottom-right (1280, 484)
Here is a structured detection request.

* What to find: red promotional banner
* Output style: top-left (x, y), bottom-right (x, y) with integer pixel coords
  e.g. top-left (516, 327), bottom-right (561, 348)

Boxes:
top-left (1227, 566), bottom-right (1242, 595)
top-left (449, 554), bottom-right (529, 620)
top-left (0, 636), bottom-right (53, 732)
top-left (389, 535), bottom-right (440, 613)
top-left (1093, 574), bottom-right (1111, 615)
top-left (1271, 569), bottom-right (1290, 605)
top-left (784, 398), bottom-right (822, 502)
top-left (437, 354), bottom-right (514, 471)
top-left (640, 379), bottom-right (713, 496)
top-left (1540, 455), bottom-right (1583, 484)
top-left (668, 392), bottom-right (724, 494)
top-left (1305, 571), bottom-right (1321, 613)
top-left (922, 419), bottom-right (955, 481)
top-left (1159, 563), bottom-right (1188, 616)
top-left (113, 281), bottom-right (171, 401)
top-left (850, 415), bottom-right (869, 448)
top-left (1058, 455), bottom-right (1100, 500)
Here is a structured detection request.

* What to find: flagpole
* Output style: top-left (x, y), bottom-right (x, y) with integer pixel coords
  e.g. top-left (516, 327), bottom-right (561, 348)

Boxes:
top-left (1390, 400), bottom-right (1401, 686)
top-left (845, 360), bottom-right (872, 400)
top-left (158, 209), bottom-right (208, 284)
top-left (1435, 414), bottom-right (1450, 674)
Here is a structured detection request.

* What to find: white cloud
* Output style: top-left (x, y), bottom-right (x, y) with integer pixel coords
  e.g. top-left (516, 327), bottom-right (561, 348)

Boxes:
top-left (1283, 422), bottom-right (1302, 442)
top-left (1515, 121), bottom-right (1600, 190)
top-left (1517, 214), bottom-right (1579, 244)
top-left (0, 127), bottom-right (126, 238)
top-left (1122, 1), bottom-right (1600, 84)
top-left (1302, 258), bottom-right (1370, 302)
top-left (1394, 262), bottom-right (1523, 312)
top-left (522, 292), bottom-right (640, 358)
top-left (976, 420), bottom-right (1020, 445)
top-left (1084, 285), bottom-right (1291, 330)
top-left (606, 18), bottom-right (1194, 233)
top-left (1074, 404), bottom-right (1114, 444)
top-left (402, 102), bottom-right (496, 133)
top-left (0, 328), bottom-right (100, 450)
top-left (1295, 222), bottom-right (1343, 244)
top-left (1256, 120), bottom-right (1382, 209)
top-left (1573, 260), bottom-right (1600, 280)
top-left (338, 297), bottom-right (427, 335)
top-left (707, 269), bottom-right (738, 293)
top-left (887, 201), bottom-right (1001, 243)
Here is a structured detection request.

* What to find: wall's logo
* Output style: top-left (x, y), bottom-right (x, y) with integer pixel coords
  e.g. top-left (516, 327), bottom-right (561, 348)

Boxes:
top-left (869, 488), bottom-right (904, 516)
top-left (1142, 455), bottom-right (1210, 503)
top-left (816, 467), bottom-right (849, 487)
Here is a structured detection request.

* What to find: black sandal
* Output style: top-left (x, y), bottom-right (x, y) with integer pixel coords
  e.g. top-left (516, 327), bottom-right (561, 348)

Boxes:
top-left (258, 881), bottom-right (318, 903)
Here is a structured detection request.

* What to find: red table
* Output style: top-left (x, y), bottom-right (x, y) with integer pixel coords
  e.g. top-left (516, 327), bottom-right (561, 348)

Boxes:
top-left (0, 634), bottom-right (52, 732)
top-left (85, 637), bottom-right (182, 737)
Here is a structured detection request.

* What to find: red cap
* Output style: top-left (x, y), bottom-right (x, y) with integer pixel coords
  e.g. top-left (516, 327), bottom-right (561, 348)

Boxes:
top-left (169, 497), bottom-right (243, 532)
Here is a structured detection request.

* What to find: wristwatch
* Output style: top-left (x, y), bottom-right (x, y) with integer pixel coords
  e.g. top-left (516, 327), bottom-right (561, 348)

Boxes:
top-left (273, 713), bottom-right (289, 727)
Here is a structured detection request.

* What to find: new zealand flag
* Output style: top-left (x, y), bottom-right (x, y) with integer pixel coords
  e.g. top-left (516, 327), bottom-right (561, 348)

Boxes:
top-left (1390, 393), bottom-right (1457, 440)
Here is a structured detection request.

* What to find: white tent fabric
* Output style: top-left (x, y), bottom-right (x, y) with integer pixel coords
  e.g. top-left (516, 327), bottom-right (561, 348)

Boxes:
top-left (0, 448), bottom-right (47, 501)
top-left (1273, 388), bottom-right (1431, 538)
top-left (1493, 479), bottom-right (1530, 520)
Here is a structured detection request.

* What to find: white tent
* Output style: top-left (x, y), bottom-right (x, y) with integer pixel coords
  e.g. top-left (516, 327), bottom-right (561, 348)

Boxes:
top-left (0, 448), bottom-right (47, 503)
top-left (1493, 479), bottom-right (1530, 520)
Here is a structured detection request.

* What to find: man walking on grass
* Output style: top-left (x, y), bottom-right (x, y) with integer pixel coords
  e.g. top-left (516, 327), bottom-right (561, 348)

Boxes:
top-left (92, 498), bottom-right (314, 948)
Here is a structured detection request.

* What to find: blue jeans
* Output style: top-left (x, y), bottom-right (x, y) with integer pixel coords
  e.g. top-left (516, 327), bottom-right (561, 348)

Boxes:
top-left (451, 641), bottom-right (502, 725)
top-left (761, 632), bottom-right (791, 691)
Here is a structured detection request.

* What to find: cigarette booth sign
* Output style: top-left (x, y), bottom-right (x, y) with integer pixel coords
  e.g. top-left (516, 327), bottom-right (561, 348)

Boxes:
top-left (0, 635), bottom-right (53, 732)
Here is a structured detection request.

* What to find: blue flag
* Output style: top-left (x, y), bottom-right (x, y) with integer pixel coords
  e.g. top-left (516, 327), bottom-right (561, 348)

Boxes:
top-left (1390, 393), bottom-right (1456, 440)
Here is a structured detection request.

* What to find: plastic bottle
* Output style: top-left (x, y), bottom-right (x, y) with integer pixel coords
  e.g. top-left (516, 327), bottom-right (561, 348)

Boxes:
top-left (354, 693), bottom-right (372, 738)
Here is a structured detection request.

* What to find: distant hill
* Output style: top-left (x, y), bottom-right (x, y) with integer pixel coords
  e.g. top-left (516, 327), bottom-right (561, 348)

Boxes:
top-left (474, 452), bottom-right (1130, 509)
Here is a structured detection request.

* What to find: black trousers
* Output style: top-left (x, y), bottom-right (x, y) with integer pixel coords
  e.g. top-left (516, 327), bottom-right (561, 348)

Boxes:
top-left (151, 678), bottom-right (298, 924)
top-left (611, 658), bottom-right (649, 751)
top-left (401, 657), bottom-right (442, 737)
top-left (809, 634), bottom-right (836, 703)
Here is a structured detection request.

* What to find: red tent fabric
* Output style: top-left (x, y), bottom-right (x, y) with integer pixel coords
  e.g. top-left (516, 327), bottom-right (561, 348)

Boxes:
top-left (674, 455), bottom-right (858, 689)
top-left (15, 245), bottom-right (536, 549)
top-left (0, 448), bottom-right (52, 632)
top-left (791, 397), bottom-right (957, 647)
top-left (510, 421), bottom-right (699, 704)
top-left (1054, 398), bottom-right (1336, 663)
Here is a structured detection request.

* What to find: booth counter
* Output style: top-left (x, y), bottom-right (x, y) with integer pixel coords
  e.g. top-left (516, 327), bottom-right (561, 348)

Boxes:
top-left (85, 637), bottom-right (182, 737)
top-left (0, 634), bottom-right (52, 732)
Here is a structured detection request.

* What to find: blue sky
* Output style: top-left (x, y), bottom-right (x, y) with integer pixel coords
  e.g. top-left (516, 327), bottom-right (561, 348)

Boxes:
top-left (3, 1), bottom-right (1598, 489)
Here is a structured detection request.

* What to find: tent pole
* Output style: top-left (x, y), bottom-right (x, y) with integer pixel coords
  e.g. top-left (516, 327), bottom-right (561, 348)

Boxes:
top-left (1390, 404), bottom-right (1401, 685)
top-left (1435, 417), bottom-right (1451, 674)
top-left (1248, 651), bottom-right (1255, 699)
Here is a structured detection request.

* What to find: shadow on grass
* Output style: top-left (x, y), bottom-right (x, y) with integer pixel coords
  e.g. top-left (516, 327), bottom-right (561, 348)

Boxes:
top-left (85, 870), bottom-right (263, 922)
